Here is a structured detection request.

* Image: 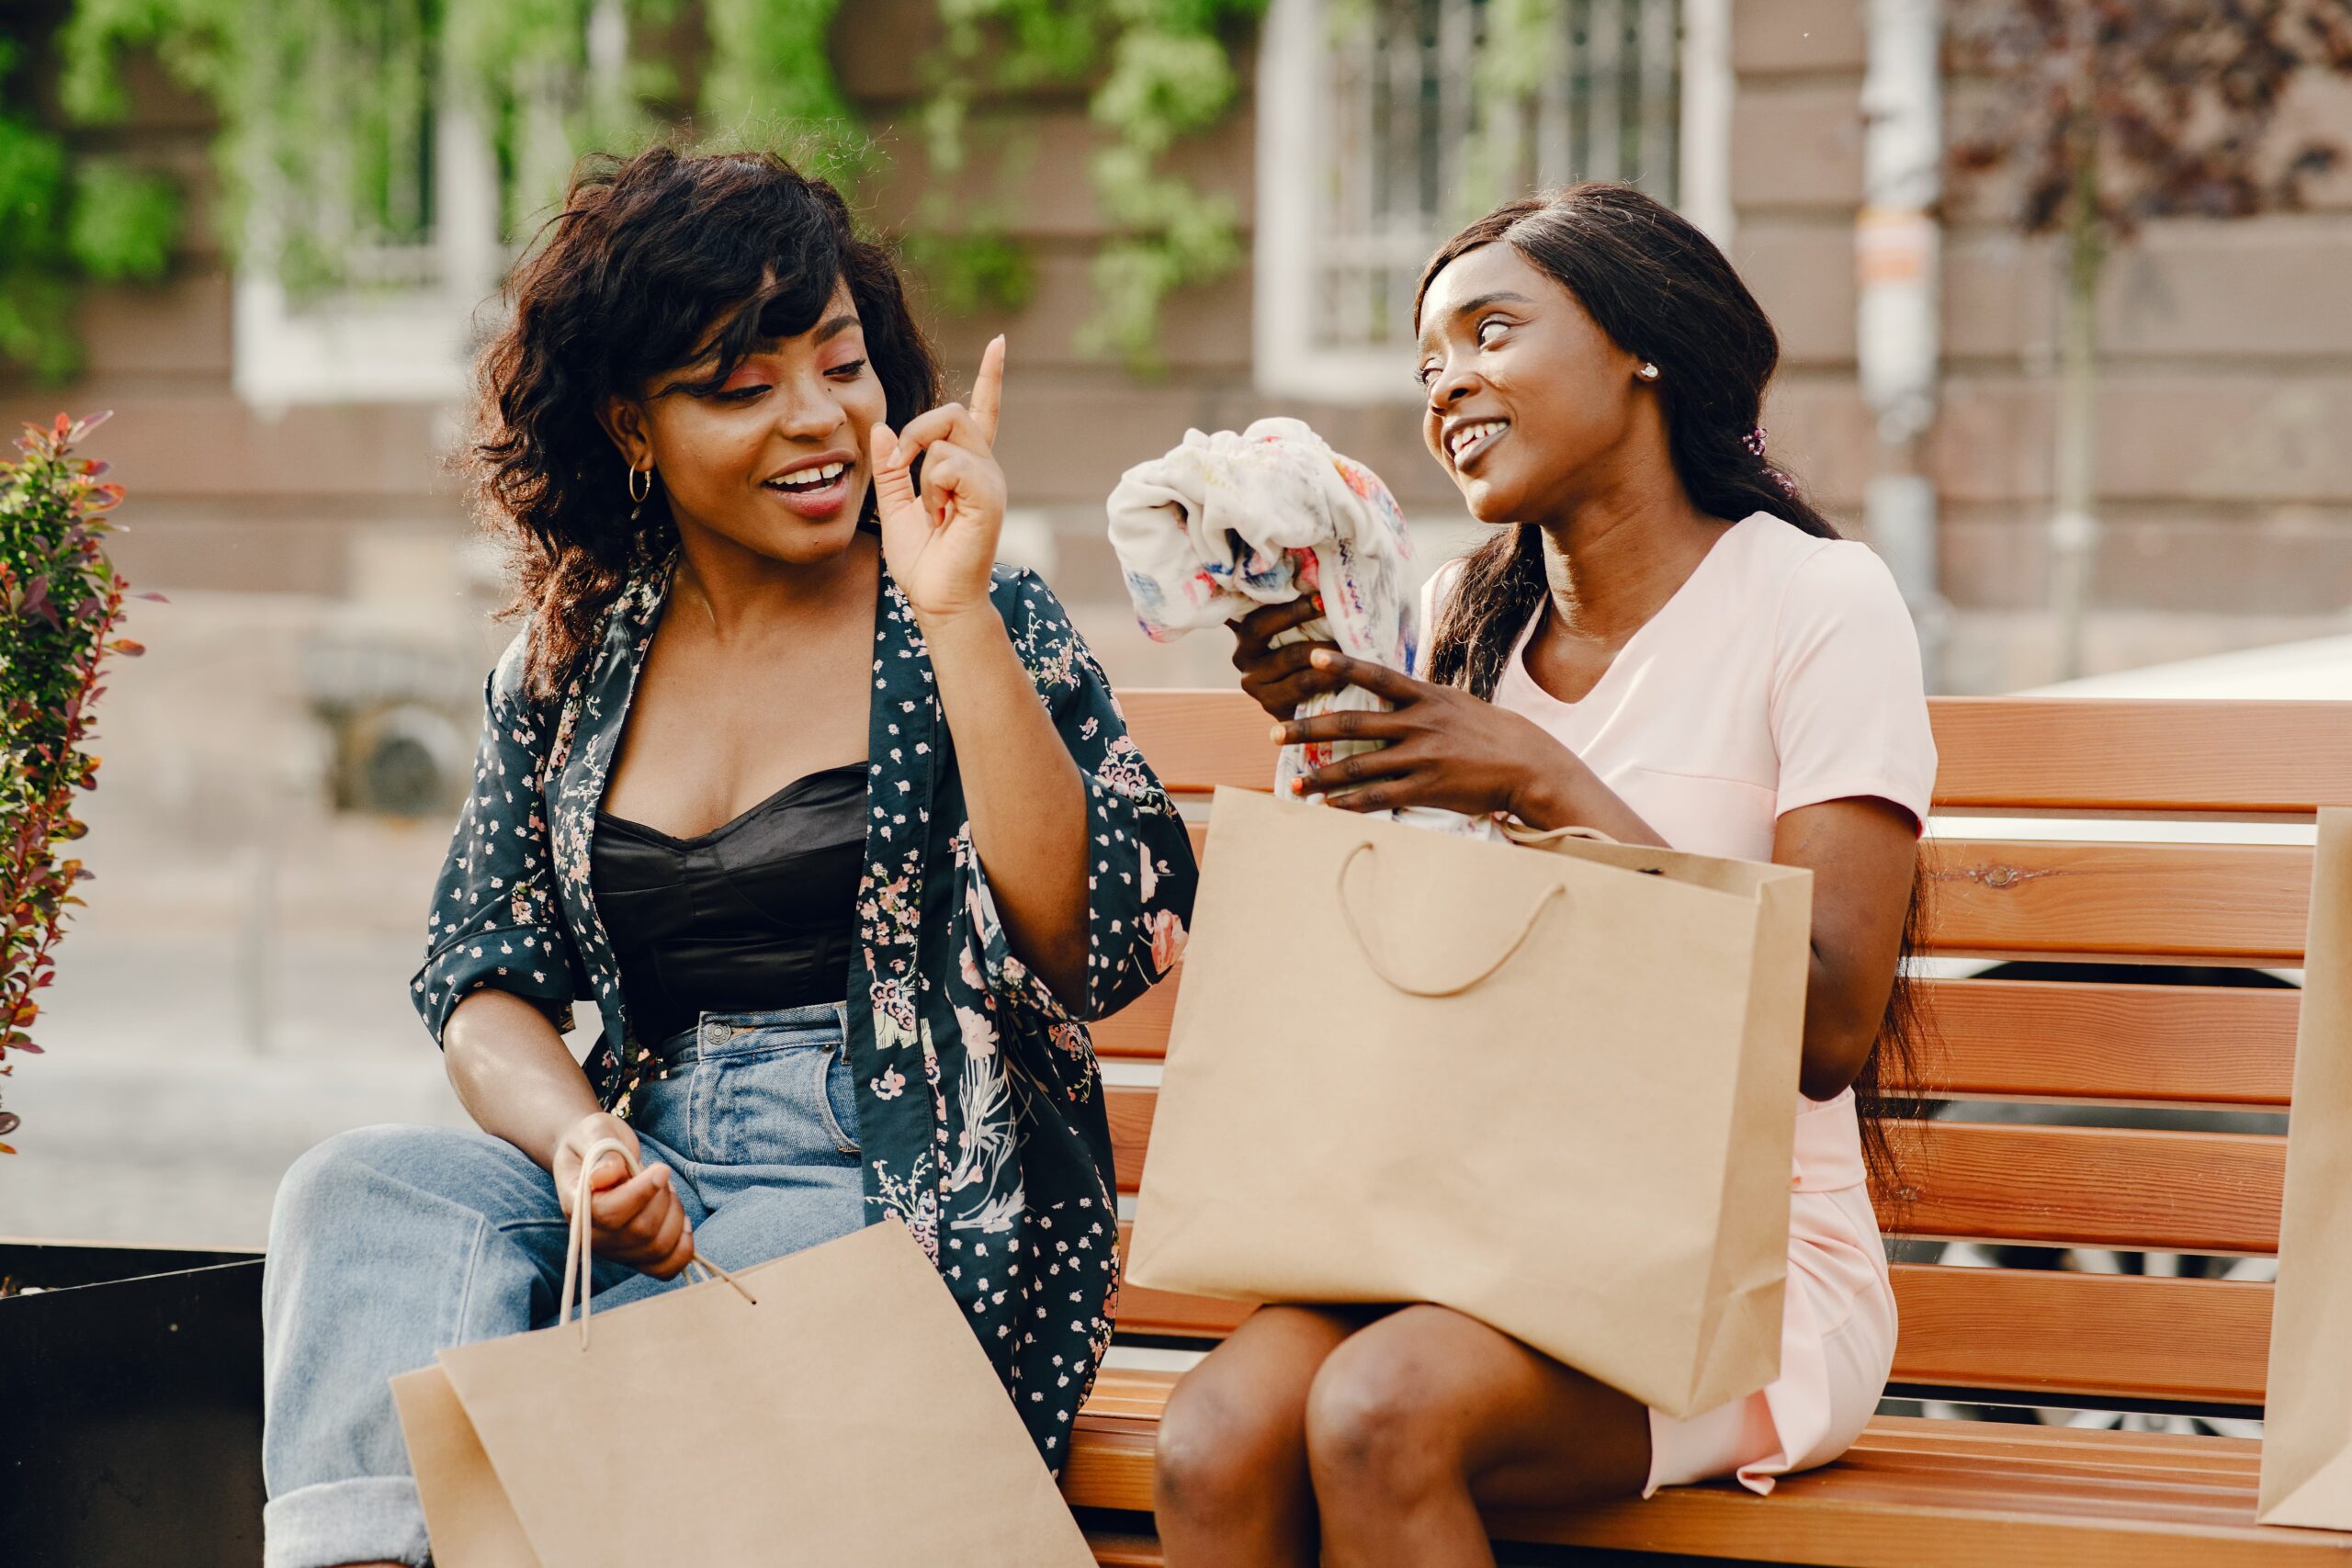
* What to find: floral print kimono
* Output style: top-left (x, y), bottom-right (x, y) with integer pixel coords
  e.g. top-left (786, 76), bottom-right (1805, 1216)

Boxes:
top-left (411, 558), bottom-right (1198, 1467)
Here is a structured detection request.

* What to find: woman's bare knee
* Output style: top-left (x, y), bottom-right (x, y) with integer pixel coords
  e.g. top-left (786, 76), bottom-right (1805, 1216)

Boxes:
top-left (1304, 1331), bottom-right (1464, 1503)
top-left (1156, 1305), bottom-right (1360, 1546)
top-left (1156, 1355), bottom-right (1306, 1519)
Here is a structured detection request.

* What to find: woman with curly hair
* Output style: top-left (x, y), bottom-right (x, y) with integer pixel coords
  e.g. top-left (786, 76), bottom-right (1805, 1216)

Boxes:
top-left (258, 146), bottom-right (1197, 1568)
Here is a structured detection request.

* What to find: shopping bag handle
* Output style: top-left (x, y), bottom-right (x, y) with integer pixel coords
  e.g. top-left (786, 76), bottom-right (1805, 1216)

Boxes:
top-left (558, 1136), bottom-right (758, 1349)
top-left (1337, 840), bottom-right (1566, 998)
top-left (1498, 820), bottom-right (1619, 849)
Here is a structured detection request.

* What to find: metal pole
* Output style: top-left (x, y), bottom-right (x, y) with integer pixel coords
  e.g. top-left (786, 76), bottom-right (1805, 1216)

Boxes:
top-left (1857, 0), bottom-right (1950, 690)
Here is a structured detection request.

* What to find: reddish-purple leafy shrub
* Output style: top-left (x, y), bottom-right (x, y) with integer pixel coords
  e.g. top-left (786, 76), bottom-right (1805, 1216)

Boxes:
top-left (0, 412), bottom-right (154, 1154)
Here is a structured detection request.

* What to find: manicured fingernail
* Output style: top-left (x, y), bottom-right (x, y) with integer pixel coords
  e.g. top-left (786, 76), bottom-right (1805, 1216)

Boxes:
top-left (1269, 724), bottom-right (1285, 742)
top-left (1289, 777), bottom-right (1305, 795)
top-left (1311, 649), bottom-right (1336, 669)
top-left (1313, 593), bottom-right (1325, 612)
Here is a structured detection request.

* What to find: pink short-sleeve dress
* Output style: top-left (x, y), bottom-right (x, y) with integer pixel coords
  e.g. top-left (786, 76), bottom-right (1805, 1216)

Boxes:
top-left (1424, 513), bottom-right (1939, 1496)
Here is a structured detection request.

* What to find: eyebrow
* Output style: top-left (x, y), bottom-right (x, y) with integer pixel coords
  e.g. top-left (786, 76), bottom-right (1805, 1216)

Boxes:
top-left (657, 310), bottom-right (865, 397)
top-left (1419, 290), bottom-right (1535, 350)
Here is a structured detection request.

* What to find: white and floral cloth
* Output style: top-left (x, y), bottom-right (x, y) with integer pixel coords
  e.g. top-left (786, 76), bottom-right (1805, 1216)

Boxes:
top-left (1107, 417), bottom-right (1425, 800)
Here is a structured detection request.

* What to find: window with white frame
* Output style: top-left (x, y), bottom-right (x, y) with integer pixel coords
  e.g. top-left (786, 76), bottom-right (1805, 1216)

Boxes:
top-left (233, 2), bottom-right (629, 409)
top-left (233, 107), bottom-right (503, 410)
top-left (1254, 0), bottom-right (1729, 401)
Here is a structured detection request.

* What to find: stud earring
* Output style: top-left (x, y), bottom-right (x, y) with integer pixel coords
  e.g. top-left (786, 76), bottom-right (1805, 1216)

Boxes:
top-left (1636, 362), bottom-right (1661, 382)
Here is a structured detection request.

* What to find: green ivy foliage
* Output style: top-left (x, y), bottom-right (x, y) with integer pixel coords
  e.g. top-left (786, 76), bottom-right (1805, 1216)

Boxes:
top-left (700, 0), bottom-right (872, 184)
top-left (0, 35), bottom-right (178, 382)
top-left (926, 0), bottom-right (1267, 369)
top-left (56, 0), bottom-right (691, 292)
top-left (23, 0), bottom-right (1267, 377)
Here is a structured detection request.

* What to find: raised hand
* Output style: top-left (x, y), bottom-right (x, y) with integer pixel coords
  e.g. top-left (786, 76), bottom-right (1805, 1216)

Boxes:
top-left (870, 335), bottom-right (1009, 623)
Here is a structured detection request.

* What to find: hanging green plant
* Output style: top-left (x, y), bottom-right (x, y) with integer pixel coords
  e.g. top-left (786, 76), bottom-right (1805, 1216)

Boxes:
top-left (0, 33), bottom-right (178, 381)
top-left (0, 412), bottom-right (152, 1155)
top-left (33, 0), bottom-right (1265, 373)
top-left (922, 0), bottom-right (1267, 370)
top-left (56, 0), bottom-right (693, 295)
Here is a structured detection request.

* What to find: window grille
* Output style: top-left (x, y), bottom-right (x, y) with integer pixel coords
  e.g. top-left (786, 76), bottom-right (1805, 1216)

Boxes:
top-left (1258, 0), bottom-right (1688, 398)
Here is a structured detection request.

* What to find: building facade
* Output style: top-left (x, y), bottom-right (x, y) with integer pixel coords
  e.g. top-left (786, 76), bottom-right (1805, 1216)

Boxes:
top-left (6, 0), bottom-right (2349, 705)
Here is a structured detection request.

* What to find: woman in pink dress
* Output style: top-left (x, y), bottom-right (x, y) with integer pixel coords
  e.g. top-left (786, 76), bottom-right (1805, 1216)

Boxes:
top-left (1151, 184), bottom-right (1937, 1566)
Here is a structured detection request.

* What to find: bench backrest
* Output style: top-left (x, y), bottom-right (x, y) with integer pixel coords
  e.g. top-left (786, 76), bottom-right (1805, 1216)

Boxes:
top-left (1103, 692), bottom-right (2352, 1416)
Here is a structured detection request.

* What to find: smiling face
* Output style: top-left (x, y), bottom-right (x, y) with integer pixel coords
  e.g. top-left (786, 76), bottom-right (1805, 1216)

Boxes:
top-left (1416, 242), bottom-right (1653, 525)
top-left (602, 278), bottom-right (889, 567)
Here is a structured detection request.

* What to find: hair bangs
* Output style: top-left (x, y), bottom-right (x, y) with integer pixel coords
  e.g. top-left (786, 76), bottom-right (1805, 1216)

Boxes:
top-left (656, 209), bottom-right (848, 399)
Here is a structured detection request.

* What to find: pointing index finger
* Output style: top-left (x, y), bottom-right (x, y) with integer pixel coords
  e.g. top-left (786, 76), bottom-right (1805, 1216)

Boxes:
top-left (969, 335), bottom-right (1005, 447)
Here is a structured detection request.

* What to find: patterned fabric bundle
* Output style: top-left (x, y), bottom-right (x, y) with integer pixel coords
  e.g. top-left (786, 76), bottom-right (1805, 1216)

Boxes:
top-left (1106, 417), bottom-right (1427, 803)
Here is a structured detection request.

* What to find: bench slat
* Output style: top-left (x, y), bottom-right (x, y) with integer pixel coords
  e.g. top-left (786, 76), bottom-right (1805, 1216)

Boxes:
top-left (1919, 978), bottom-right (2298, 1106)
top-left (1110, 1087), bottom-right (2284, 1256)
top-left (1927, 697), bottom-right (2352, 816)
top-left (1122, 690), bottom-right (2352, 815)
top-left (1890, 1267), bottom-right (2273, 1405)
top-left (1885, 1121), bottom-right (2284, 1255)
top-left (1124, 691), bottom-right (1278, 794)
top-left (1922, 840), bottom-right (2312, 964)
top-left (1097, 976), bottom-right (2302, 1108)
top-left (1069, 1399), bottom-right (2316, 1566)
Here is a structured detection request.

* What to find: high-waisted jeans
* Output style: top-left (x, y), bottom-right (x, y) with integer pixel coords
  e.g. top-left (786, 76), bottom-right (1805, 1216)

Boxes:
top-left (261, 1003), bottom-right (865, 1568)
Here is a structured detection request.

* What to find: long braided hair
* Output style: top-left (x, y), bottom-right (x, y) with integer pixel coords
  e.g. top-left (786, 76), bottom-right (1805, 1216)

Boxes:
top-left (1418, 185), bottom-right (1931, 1191)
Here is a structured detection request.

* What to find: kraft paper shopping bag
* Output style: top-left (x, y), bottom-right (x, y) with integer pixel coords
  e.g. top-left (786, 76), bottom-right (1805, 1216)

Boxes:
top-left (392, 1140), bottom-right (1094, 1567)
top-left (2259, 807), bottom-right (2352, 1529)
top-left (1127, 788), bottom-right (1813, 1419)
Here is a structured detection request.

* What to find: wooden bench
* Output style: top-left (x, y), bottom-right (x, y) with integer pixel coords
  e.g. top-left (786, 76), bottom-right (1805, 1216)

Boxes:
top-left (1061, 693), bottom-right (2352, 1566)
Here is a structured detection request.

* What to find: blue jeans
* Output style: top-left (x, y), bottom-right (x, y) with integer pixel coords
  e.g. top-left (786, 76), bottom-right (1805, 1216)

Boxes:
top-left (261, 1003), bottom-right (865, 1568)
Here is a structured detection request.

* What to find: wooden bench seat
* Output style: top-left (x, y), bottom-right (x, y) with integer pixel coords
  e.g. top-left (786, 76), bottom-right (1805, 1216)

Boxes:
top-left (1064, 692), bottom-right (2352, 1564)
top-left (1073, 1375), bottom-right (2346, 1566)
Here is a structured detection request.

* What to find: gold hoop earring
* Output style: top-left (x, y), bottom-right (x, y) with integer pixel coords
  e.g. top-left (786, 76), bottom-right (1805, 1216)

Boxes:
top-left (628, 466), bottom-right (653, 504)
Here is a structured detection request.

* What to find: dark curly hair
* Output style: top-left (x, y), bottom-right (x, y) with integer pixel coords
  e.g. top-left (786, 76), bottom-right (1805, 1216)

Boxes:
top-left (1416, 185), bottom-right (1933, 1198)
top-left (471, 145), bottom-right (943, 699)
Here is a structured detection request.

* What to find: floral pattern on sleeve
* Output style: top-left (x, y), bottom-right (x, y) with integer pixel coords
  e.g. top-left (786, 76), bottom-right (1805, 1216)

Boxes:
top-left (411, 633), bottom-right (587, 1039)
top-left (407, 556), bottom-right (1198, 1472)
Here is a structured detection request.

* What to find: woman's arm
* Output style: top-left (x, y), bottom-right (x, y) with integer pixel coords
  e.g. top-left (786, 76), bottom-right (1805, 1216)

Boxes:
top-left (918, 608), bottom-right (1091, 999)
top-left (1770, 797), bottom-right (1918, 1100)
top-left (866, 337), bottom-right (1091, 1000)
top-left (413, 648), bottom-right (693, 1276)
top-left (442, 988), bottom-right (602, 1168)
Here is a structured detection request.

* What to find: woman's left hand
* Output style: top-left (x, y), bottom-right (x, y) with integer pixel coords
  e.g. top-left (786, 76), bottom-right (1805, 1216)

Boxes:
top-left (872, 336), bottom-right (1009, 623)
top-left (1276, 649), bottom-right (1592, 824)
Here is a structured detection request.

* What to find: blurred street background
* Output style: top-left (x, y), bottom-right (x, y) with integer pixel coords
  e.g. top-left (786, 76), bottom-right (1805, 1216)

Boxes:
top-left (0, 0), bottom-right (2346, 1247)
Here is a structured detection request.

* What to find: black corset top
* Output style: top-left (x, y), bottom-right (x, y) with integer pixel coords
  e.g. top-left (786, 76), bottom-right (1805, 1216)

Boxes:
top-left (589, 762), bottom-right (866, 1051)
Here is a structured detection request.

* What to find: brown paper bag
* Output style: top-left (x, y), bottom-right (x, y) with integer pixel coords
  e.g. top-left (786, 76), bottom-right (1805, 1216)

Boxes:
top-left (1127, 787), bottom-right (1813, 1419)
top-left (390, 1140), bottom-right (1093, 1567)
top-left (2259, 807), bottom-right (2352, 1529)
